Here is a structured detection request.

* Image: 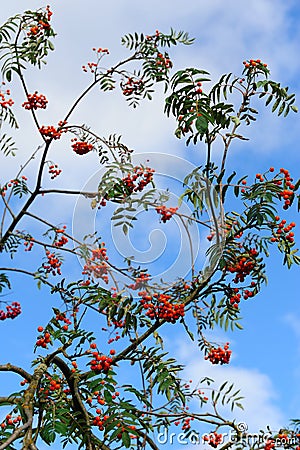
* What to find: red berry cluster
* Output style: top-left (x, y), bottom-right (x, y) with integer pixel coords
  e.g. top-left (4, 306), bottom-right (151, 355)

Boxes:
top-left (93, 47), bottom-right (109, 54)
top-left (98, 166), bottom-right (154, 206)
top-left (71, 138), bottom-right (94, 155)
top-left (155, 205), bottom-right (178, 223)
top-left (226, 248), bottom-right (258, 283)
top-left (203, 432), bottom-right (223, 448)
top-left (259, 167), bottom-right (296, 209)
top-left (1, 176), bottom-right (27, 198)
top-left (22, 92), bottom-right (48, 110)
top-left (116, 424), bottom-right (136, 440)
top-left (27, 20), bottom-right (50, 36)
top-left (112, 320), bottom-right (125, 329)
top-left (243, 59), bottom-right (268, 69)
top-left (54, 235), bottom-right (68, 247)
top-left (243, 285), bottom-right (255, 299)
top-left (82, 62), bottom-right (97, 73)
top-left (55, 311), bottom-right (71, 326)
top-left (54, 226), bottom-right (68, 247)
top-left (228, 283), bottom-right (256, 309)
top-left (181, 417), bottom-right (192, 431)
top-left (278, 168), bottom-right (295, 209)
top-left (0, 414), bottom-right (22, 430)
top-left (48, 378), bottom-right (61, 391)
top-left (89, 350), bottom-right (113, 373)
top-left (43, 250), bottom-right (62, 275)
top-left (92, 414), bottom-right (109, 431)
top-left (198, 389), bottom-right (209, 402)
top-left (229, 290), bottom-right (241, 309)
top-left (155, 52), bottom-right (172, 69)
top-left (280, 188), bottom-right (294, 209)
top-left (255, 172), bottom-right (264, 182)
top-left (86, 342), bottom-right (115, 374)
top-left (45, 5), bottom-right (52, 21)
top-left (255, 167), bottom-right (271, 180)
top-left (36, 327), bottom-right (52, 348)
top-left (48, 164), bottom-right (62, 179)
top-left (0, 302), bottom-right (21, 320)
top-left (82, 48), bottom-right (109, 73)
top-left (0, 88), bottom-right (13, 109)
top-left (24, 237), bottom-right (34, 252)
top-left (174, 414), bottom-right (194, 429)
top-left (39, 374), bottom-right (63, 399)
top-left (138, 291), bottom-right (185, 323)
top-left (205, 343), bottom-right (231, 365)
top-left (254, 167), bottom-right (296, 210)
top-left (107, 330), bottom-right (122, 343)
top-left (271, 216), bottom-right (295, 244)
top-left (27, 6), bottom-right (52, 36)
top-left (88, 390), bottom-right (107, 407)
top-left (39, 125), bottom-right (64, 140)
top-left (82, 245), bottom-right (109, 284)
top-left (121, 77), bottom-right (144, 96)
top-left (122, 166), bottom-right (155, 193)
top-left (128, 272), bottom-right (151, 290)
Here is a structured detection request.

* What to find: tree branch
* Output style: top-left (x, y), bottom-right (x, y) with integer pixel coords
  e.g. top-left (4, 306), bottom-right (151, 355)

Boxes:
top-left (0, 364), bottom-right (32, 382)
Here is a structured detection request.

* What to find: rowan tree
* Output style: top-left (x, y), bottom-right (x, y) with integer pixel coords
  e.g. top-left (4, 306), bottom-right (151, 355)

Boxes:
top-left (0, 5), bottom-right (299, 450)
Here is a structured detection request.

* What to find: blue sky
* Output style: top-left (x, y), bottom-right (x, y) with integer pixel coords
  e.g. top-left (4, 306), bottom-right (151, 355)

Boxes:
top-left (1, 1), bottom-right (300, 449)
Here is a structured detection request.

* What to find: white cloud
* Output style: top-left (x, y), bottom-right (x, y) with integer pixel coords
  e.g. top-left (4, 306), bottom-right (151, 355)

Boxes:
top-left (175, 339), bottom-right (286, 433)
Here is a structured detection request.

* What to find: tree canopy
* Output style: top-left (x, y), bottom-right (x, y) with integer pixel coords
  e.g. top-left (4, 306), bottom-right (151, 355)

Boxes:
top-left (0, 5), bottom-right (299, 450)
